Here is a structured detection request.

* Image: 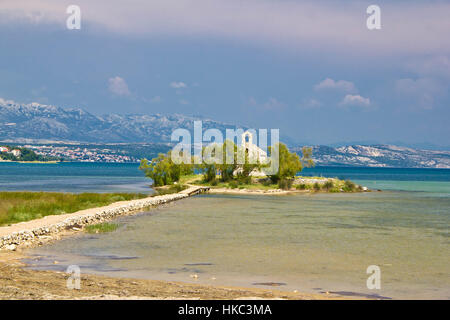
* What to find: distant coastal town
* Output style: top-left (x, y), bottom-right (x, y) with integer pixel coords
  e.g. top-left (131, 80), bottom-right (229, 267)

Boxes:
top-left (0, 145), bottom-right (136, 163)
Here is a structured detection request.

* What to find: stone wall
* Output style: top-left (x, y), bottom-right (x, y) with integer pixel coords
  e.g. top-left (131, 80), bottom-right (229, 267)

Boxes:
top-left (0, 192), bottom-right (191, 251)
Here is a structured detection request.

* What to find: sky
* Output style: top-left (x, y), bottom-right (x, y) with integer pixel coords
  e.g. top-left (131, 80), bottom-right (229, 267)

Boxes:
top-left (0, 0), bottom-right (449, 147)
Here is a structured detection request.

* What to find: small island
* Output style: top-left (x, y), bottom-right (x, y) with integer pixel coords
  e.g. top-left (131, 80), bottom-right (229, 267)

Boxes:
top-left (140, 132), bottom-right (368, 195)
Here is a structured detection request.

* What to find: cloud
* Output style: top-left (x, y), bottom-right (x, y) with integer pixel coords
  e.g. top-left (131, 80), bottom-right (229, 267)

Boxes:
top-left (406, 55), bottom-right (450, 79)
top-left (299, 98), bottom-right (321, 110)
top-left (179, 99), bottom-right (189, 105)
top-left (314, 78), bottom-right (356, 92)
top-left (1, 0), bottom-right (450, 56)
top-left (108, 76), bottom-right (130, 96)
top-left (395, 78), bottom-right (444, 110)
top-left (170, 82), bottom-right (187, 89)
top-left (339, 94), bottom-right (371, 108)
top-left (247, 97), bottom-right (284, 110)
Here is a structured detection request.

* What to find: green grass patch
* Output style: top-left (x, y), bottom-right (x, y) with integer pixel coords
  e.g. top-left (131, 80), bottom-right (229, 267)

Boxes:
top-left (85, 222), bottom-right (119, 234)
top-left (153, 184), bottom-right (188, 195)
top-left (0, 192), bottom-right (148, 226)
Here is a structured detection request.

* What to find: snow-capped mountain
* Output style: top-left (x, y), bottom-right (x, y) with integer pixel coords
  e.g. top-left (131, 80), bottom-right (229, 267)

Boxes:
top-left (291, 145), bottom-right (450, 168)
top-left (1, 99), bottom-right (449, 168)
top-left (0, 99), bottom-right (239, 143)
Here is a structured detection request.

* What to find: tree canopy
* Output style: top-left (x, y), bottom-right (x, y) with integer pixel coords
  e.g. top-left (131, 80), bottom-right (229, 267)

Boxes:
top-left (139, 141), bottom-right (314, 188)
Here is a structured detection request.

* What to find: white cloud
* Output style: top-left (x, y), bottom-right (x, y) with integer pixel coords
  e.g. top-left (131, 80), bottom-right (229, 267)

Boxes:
top-left (314, 78), bottom-right (356, 92)
top-left (108, 76), bottom-right (130, 96)
top-left (170, 82), bottom-right (187, 89)
top-left (179, 99), bottom-right (189, 105)
top-left (406, 56), bottom-right (450, 79)
top-left (395, 78), bottom-right (444, 110)
top-left (1, 0), bottom-right (450, 55)
top-left (339, 94), bottom-right (371, 108)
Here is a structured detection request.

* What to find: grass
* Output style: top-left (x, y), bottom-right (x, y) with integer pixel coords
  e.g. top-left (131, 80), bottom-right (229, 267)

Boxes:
top-left (175, 173), bottom-right (366, 193)
top-left (0, 192), bottom-right (148, 226)
top-left (294, 178), bottom-right (363, 193)
top-left (85, 222), bottom-right (119, 234)
top-left (153, 184), bottom-right (188, 195)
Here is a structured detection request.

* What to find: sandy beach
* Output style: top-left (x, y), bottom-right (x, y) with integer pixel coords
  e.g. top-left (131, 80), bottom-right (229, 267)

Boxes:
top-left (0, 250), bottom-right (341, 300)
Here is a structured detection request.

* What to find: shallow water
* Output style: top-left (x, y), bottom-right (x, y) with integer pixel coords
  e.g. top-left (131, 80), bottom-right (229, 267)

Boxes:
top-left (27, 188), bottom-right (450, 299)
top-left (0, 162), bottom-right (151, 193)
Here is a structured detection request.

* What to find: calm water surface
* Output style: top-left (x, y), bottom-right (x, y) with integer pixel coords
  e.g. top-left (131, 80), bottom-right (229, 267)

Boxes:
top-left (0, 162), bottom-right (151, 193)
top-left (20, 165), bottom-right (449, 299)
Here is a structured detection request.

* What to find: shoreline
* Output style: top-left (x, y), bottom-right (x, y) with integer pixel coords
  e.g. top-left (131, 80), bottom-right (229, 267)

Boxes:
top-left (0, 251), bottom-right (343, 300)
top-left (0, 187), bottom-right (344, 300)
top-left (0, 187), bottom-right (346, 300)
top-left (0, 186), bottom-right (209, 251)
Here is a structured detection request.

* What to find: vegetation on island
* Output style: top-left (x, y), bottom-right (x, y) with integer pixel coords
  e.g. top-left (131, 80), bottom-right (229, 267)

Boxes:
top-left (139, 141), bottom-right (321, 190)
top-left (140, 140), bottom-right (365, 193)
top-left (0, 192), bottom-right (148, 226)
top-left (0, 146), bottom-right (61, 162)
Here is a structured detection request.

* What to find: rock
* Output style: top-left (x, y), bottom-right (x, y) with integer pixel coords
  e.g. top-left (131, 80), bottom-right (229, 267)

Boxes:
top-left (5, 244), bottom-right (17, 251)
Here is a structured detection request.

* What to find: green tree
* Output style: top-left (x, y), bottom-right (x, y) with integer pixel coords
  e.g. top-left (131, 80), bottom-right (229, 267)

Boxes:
top-left (139, 151), bottom-right (193, 187)
top-left (301, 146), bottom-right (315, 168)
top-left (268, 143), bottom-right (304, 183)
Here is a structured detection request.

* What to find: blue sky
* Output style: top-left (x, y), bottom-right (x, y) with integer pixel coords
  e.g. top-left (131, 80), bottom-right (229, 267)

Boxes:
top-left (0, 0), bottom-right (449, 147)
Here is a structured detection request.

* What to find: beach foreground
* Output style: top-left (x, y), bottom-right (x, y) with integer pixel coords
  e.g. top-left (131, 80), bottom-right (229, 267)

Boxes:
top-left (0, 251), bottom-right (339, 300)
top-left (0, 187), bottom-right (342, 300)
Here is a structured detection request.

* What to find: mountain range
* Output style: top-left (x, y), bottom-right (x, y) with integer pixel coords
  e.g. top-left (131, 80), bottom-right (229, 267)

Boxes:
top-left (1, 99), bottom-right (449, 168)
top-left (0, 99), bottom-right (239, 143)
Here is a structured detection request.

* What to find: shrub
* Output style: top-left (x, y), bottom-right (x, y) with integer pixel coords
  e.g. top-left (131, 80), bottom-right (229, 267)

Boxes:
top-left (323, 180), bottom-right (334, 191)
top-left (343, 180), bottom-right (356, 192)
top-left (154, 184), bottom-right (187, 195)
top-left (313, 182), bottom-right (321, 191)
top-left (278, 179), bottom-right (293, 190)
top-left (228, 181), bottom-right (238, 189)
top-left (296, 183), bottom-right (307, 190)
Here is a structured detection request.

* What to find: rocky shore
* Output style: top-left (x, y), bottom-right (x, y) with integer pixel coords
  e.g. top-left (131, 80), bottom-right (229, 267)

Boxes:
top-left (0, 186), bottom-right (207, 251)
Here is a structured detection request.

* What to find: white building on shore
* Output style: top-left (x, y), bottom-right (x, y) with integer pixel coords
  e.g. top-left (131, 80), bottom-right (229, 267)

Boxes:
top-left (234, 131), bottom-right (268, 177)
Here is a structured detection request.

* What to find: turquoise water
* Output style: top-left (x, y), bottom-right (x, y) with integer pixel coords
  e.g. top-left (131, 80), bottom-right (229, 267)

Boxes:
top-left (8, 163), bottom-right (448, 299)
top-left (0, 162), bottom-right (151, 193)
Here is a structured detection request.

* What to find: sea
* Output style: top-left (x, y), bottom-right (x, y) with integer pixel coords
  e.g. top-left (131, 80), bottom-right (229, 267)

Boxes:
top-left (1, 162), bottom-right (448, 299)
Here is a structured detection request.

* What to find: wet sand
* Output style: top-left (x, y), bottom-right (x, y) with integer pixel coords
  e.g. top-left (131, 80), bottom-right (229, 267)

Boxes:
top-left (0, 251), bottom-right (341, 300)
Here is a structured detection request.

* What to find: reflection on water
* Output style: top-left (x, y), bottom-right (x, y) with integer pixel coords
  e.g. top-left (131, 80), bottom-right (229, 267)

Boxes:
top-left (28, 190), bottom-right (450, 299)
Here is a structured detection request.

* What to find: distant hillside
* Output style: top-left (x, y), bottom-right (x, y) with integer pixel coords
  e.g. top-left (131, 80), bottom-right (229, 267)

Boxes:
top-left (1, 99), bottom-right (449, 168)
top-left (0, 100), bottom-right (240, 143)
top-left (292, 145), bottom-right (450, 169)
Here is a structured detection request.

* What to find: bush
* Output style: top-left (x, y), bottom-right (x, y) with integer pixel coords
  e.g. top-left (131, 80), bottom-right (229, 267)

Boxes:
top-left (323, 180), bottom-right (334, 191)
top-left (278, 179), bottom-right (293, 190)
top-left (343, 180), bottom-right (356, 192)
top-left (237, 175), bottom-right (251, 185)
top-left (155, 184), bottom-right (187, 195)
top-left (296, 183), bottom-right (307, 190)
top-left (313, 182), bottom-right (321, 191)
top-left (228, 181), bottom-right (238, 189)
